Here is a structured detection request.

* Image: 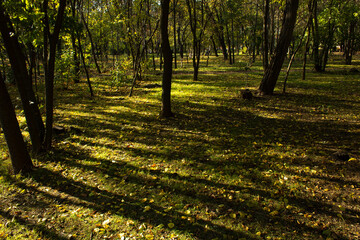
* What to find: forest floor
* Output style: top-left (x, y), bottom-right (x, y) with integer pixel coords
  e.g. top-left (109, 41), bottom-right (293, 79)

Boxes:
top-left (1, 55), bottom-right (360, 240)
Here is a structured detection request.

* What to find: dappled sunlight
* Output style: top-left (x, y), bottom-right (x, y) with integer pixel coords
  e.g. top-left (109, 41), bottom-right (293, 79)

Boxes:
top-left (1, 56), bottom-right (360, 239)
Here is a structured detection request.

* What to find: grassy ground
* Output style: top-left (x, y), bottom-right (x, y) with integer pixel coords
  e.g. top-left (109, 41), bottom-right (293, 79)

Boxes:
top-left (0, 55), bottom-right (360, 240)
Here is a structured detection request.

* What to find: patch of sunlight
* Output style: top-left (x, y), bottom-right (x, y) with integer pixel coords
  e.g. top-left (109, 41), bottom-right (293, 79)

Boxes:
top-left (102, 105), bottom-right (133, 114)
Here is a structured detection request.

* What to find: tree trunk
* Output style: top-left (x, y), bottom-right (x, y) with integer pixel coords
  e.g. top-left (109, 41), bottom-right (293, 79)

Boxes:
top-left (0, 73), bottom-right (33, 174)
top-left (77, 31), bottom-right (94, 97)
top-left (160, 0), bottom-right (174, 118)
top-left (311, 0), bottom-right (322, 72)
top-left (0, 4), bottom-right (45, 153)
top-left (211, 35), bottom-right (218, 57)
top-left (173, 0), bottom-right (177, 69)
top-left (252, 3), bottom-right (259, 63)
top-left (43, 0), bottom-right (67, 150)
top-left (71, 0), bottom-right (80, 83)
top-left (263, 0), bottom-right (270, 70)
top-left (345, 21), bottom-right (355, 65)
top-left (80, 10), bottom-right (102, 74)
top-left (259, 0), bottom-right (299, 95)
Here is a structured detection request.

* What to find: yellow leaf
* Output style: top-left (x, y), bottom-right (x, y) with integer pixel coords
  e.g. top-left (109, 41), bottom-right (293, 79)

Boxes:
top-left (143, 206), bottom-right (151, 212)
top-left (270, 210), bottom-right (279, 216)
top-left (145, 234), bottom-right (154, 240)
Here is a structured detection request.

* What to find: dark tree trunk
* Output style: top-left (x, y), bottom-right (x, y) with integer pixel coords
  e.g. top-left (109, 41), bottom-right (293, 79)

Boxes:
top-left (252, 3), bottom-right (259, 63)
top-left (80, 10), bottom-right (101, 74)
top-left (259, 0), bottom-right (299, 95)
top-left (71, 0), bottom-right (80, 83)
top-left (0, 73), bottom-right (33, 174)
top-left (211, 35), bottom-right (218, 57)
top-left (160, 0), bottom-right (174, 118)
top-left (225, 23), bottom-right (232, 65)
top-left (173, 0), bottom-right (177, 69)
top-left (77, 31), bottom-right (94, 97)
top-left (218, 30), bottom-right (228, 60)
top-left (311, 0), bottom-right (322, 72)
top-left (263, 0), bottom-right (270, 70)
top-left (345, 21), bottom-right (355, 65)
top-left (177, 26), bottom-right (184, 59)
top-left (302, 25), bottom-right (311, 80)
top-left (43, 0), bottom-right (67, 150)
top-left (0, 4), bottom-right (45, 153)
top-left (302, 0), bottom-right (314, 80)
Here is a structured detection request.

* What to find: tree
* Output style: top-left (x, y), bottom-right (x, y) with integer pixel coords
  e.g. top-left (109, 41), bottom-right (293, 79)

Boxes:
top-left (0, 72), bottom-right (33, 174)
top-left (186, 0), bottom-right (209, 81)
top-left (338, 0), bottom-right (360, 65)
top-left (0, 2), bottom-right (45, 153)
top-left (160, 0), bottom-right (174, 118)
top-left (263, 0), bottom-right (270, 70)
top-left (258, 0), bottom-right (299, 95)
top-left (43, 0), bottom-right (67, 149)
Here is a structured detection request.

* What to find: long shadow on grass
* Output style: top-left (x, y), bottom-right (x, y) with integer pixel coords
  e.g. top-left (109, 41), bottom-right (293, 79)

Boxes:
top-left (0, 206), bottom-right (69, 239)
top-left (49, 80), bottom-right (360, 238)
top-left (27, 165), bottom-right (253, 239)
top-left (31, 145), bottom-right (351, 239)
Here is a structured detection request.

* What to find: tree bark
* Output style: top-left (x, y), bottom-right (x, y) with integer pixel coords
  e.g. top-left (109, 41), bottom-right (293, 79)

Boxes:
top-left (71, 0), bottom-right (80, 83)
top-left (311, 0), bottom-right (322, 72)
top-left (43, 0), bottom-right (67, 150)
top-left (263, 0), bottom-right (270, 70)
top-left (259, 0), bottom-right (299, 95)
top-left (0, 73), bottom-right (33, 174)
top-left (80, 10), bottom-right (102, 74)
top-left (160, 0), bottom-right (174, 118)
top-left (0, 4), bottom-right (45, 153)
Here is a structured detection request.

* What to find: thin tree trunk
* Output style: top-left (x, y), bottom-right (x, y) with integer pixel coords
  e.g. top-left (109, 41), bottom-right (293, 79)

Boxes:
top-left (263, 0), bottom-right (270, 70)
top-left (311, 0), bottom-right (322, 72)
top-left (77, 32), bottom-right (94, 97)
top-left (211, 35), bottom-right (218, 57)
top-left (283, 6), bottom-right (313, 93)
top-left (0, 73), bottom-right (33, 174)
top-left (252, 3), bottom-right (258, 63)
top-left (160, 0), bottom-right (174, 117)
top-left (302, 25), bottom-right (311, 80)
top-left (345, 21), bottom-right (355, 65)
top-left (173, 0), bottom-right (177, 69)
top-left (43, 0), bottom-right (67, 150)
top-left (71, 0), bottom-right (80, 83)
top-left (80, 10), bottom-right (102, 74)
top-left (302, 0), bottom-right (313, 80)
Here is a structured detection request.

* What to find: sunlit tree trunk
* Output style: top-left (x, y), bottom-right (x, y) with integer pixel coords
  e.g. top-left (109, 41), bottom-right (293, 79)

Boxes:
top-left (259, 0), bottom-right (299, 95)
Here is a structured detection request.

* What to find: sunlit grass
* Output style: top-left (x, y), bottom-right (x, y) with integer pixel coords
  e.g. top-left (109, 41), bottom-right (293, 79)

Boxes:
top-left (1, 55), bottom-right (360, 239)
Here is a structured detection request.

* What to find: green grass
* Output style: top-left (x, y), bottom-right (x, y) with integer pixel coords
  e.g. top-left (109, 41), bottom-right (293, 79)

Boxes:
top-left (1, 54), bottom-right (360, 239)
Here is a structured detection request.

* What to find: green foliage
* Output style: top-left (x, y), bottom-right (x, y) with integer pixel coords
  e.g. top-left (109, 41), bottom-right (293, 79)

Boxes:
top-left (55, 48), bottom-right (77, 88)
top-left (110, 58), bottom-right (132, 89)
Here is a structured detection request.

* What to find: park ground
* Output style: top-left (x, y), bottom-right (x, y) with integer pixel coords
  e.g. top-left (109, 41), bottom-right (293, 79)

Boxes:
top-left (0, 55), bottom-right (360, 239)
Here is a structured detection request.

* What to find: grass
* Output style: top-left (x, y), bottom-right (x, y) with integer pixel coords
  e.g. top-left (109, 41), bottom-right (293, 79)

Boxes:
top-left (1, 54), bottom-right (360, 239)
